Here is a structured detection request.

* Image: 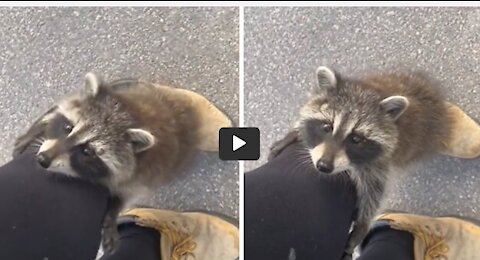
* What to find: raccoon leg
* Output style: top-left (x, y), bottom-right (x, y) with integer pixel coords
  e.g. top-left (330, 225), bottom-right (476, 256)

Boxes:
top-left (101, 195), bottom-right (123, 255)
top-left (268, 131), bottom-right (298, 161)
top-left (342, 176), bottom-right (385, 260)
top-left (13, 123), bottom-right (46, 157)
top-left (341, 218), bottom-right (370, 260)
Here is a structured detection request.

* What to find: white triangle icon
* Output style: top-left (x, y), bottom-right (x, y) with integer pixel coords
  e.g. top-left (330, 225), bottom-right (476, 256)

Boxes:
top-left (232, 135), bottom-right (246, 151)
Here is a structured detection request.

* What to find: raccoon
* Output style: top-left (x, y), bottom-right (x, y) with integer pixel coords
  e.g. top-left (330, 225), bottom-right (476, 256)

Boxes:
top-left (269, 66), bottom-right (452, 259)
top-left (13, 73), bottom-right (224, 254)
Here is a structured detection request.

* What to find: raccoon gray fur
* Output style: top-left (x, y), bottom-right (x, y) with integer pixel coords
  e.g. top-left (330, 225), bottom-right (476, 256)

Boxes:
top-left (13, 73), bottom-right (203, 254)
top-left (269, 66), bottom-right (452, 259)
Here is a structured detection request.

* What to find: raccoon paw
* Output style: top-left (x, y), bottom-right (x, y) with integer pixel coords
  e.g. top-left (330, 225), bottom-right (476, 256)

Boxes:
top-left (268, 131), bottom-right (299, 161)
top-left (268, 143), bottom-right (284, 161)
top-left (341, 253), bottom-right (353, 260)
top-left (101, 227), bottom-right (119, 255)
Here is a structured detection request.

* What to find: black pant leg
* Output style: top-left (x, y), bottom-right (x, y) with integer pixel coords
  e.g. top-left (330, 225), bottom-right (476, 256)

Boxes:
top-left (358, 227), bottom-right (414, 260)
top-left (100, 224), bottom-right (160, 260)
top-left (245, 142), bottom-right (357, 260)
top-left (0, 153), bottom-right (110, 260)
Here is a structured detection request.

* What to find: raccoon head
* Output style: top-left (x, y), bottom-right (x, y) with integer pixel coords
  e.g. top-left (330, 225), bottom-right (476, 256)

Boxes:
top-left (34, 73), bottom-right (155, 183)
top-left (296, 66), bottom-right (409, 175)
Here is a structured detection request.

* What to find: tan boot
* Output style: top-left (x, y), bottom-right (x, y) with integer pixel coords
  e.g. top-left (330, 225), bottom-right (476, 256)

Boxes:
top-left (376, 212), bottom-right (480, 260)
top-left (120, 80), bottom-right (232, 152)
top-left (151, 84), bottom-right (233, 152)
top-left (439, 102), bottom-right (480, 159)
top-left (119, 208), bottom-right (239, 260)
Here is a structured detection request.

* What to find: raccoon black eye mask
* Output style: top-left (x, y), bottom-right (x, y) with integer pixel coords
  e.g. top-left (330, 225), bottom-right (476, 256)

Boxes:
top-left (344, 133), bottom-right (383, 164)
top-left (45, 114), bottom-right (74, 138)
top-left (69, 144), bottom-right (111, 180)
top-left (300, 119), bottom-right (383, 165)
top-left (300, 119), bottom-right (332, 146)
top-left (269, 66), bottom-right (480, 260)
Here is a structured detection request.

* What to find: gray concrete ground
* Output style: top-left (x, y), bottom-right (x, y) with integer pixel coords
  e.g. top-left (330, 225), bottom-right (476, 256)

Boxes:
top-left (245, 7), bottom-right (480, 218)
top-left (0, 7), bottom-right (238, 218)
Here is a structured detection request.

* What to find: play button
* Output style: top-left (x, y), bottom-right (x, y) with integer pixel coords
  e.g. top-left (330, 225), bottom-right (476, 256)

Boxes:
top-left (233, 135), bottom-right (246, 151)
top-left (219, 127), bottom-right (260, 160)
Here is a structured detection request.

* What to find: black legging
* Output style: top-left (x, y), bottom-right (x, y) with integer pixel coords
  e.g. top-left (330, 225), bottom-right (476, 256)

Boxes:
top-left (0, 153), bottom-right (160, 260)
top-left (0, 144), bottom-right (413, 260)
top-left (244, 141), bottom-right (414, 260)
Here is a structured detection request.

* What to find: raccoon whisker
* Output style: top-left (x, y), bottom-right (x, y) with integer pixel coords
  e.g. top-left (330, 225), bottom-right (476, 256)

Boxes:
top-left (30, 137), bottom-right (46, 148)
top-left (292, 151), bottom-right (309, 161)
top-left (291, 150), bottom-right (315, 174)
top-left (295, 153), bottom-right (312, 163)
top-left (33, 137), bottom-right (45, 144)
top-left (290, 161), bottom-right (304, 174)
top-left (30, 142), bottom-right (42, 147)
top-left (293, 159), bottom-right (314, 174)
top-left (33, 136), bottom-right (46, 144)
top-left (295, 147), bottom-right (312, 158)
top-left (318, 109), bottom-right (330, 120)
top-left (294, 147), bottom-right (312, 161)
top-left (297, 148), bottom-right (311, 158)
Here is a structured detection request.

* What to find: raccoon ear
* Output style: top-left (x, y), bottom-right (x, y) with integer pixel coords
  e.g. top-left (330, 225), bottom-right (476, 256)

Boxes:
top-left (380, 96), bottom-right (409, 120)
top-left (127, 128), bottom-right (156, 153)
top-left (315, 66), bottom-right (338, 91)
top-left (84, 72), bottom-right (102, 96)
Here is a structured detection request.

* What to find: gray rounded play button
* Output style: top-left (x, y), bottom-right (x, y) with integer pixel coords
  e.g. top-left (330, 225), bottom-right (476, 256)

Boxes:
top-left (219, 127), bottom-right (260, 160)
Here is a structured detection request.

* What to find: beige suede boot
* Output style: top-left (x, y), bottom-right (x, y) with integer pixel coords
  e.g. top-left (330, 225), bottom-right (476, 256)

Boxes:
top-left (119, 208), bottom-right (239, 260)
top-left (375, 212), bottom-right (480, 260)
top-left (439, 102), bottom-right (480, 159)
top-left (151, 83), bottom-right (232, 152)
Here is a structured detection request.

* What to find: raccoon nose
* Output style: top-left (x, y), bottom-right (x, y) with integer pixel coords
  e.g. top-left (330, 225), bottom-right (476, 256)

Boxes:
top-left (316, 160), bottom-right (333, 174)
top-left (37, 153), bottom-right (51, 168)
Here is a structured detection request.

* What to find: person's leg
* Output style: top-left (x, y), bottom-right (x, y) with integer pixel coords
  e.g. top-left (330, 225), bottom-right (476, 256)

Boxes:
top-left (100, 208), bottom-right (239, 260)
top-left (358, 223), bottom-right (414, 260)
top-left (100, 223), bottom-right (160, 260)
top-left (364, 212), bottom-right (480, 259)
top-left (245, 141), bottom-right (357, 260)
top-left (0, 153), bottom-right (110, 260)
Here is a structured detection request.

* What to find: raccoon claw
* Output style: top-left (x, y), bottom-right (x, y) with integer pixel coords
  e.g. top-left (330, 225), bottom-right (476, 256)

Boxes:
top-left (101, 228), bottom-right (119, 255)
top-left (268, 145), bottom-right (283, 161)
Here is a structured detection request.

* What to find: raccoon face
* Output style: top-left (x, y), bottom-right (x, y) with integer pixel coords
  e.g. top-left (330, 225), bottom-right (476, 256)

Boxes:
top-left (296, 66), bottom-right (409, 174)
top-left (34, 73), bottom-right (155, 183)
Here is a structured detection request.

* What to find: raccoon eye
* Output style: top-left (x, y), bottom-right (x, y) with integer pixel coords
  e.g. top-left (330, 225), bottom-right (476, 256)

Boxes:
top-left (82, 146), bottom-right (96, 157)
top-left (350, 134), bottom-right (365, 145)
top-left (320, 122), bottom-right (333, 133)
top-left (63, 124), bottom-right (73, 134)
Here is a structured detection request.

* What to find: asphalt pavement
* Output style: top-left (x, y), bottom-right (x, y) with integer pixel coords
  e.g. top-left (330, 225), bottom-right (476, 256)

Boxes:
top-left (1, 5), bottom-right (480, 237)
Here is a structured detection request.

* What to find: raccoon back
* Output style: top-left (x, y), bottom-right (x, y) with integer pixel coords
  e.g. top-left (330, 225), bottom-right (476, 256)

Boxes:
top-left (364, 72), bottom-right (452, 166)
top-left (114, 83), bottom-right (200, 184)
